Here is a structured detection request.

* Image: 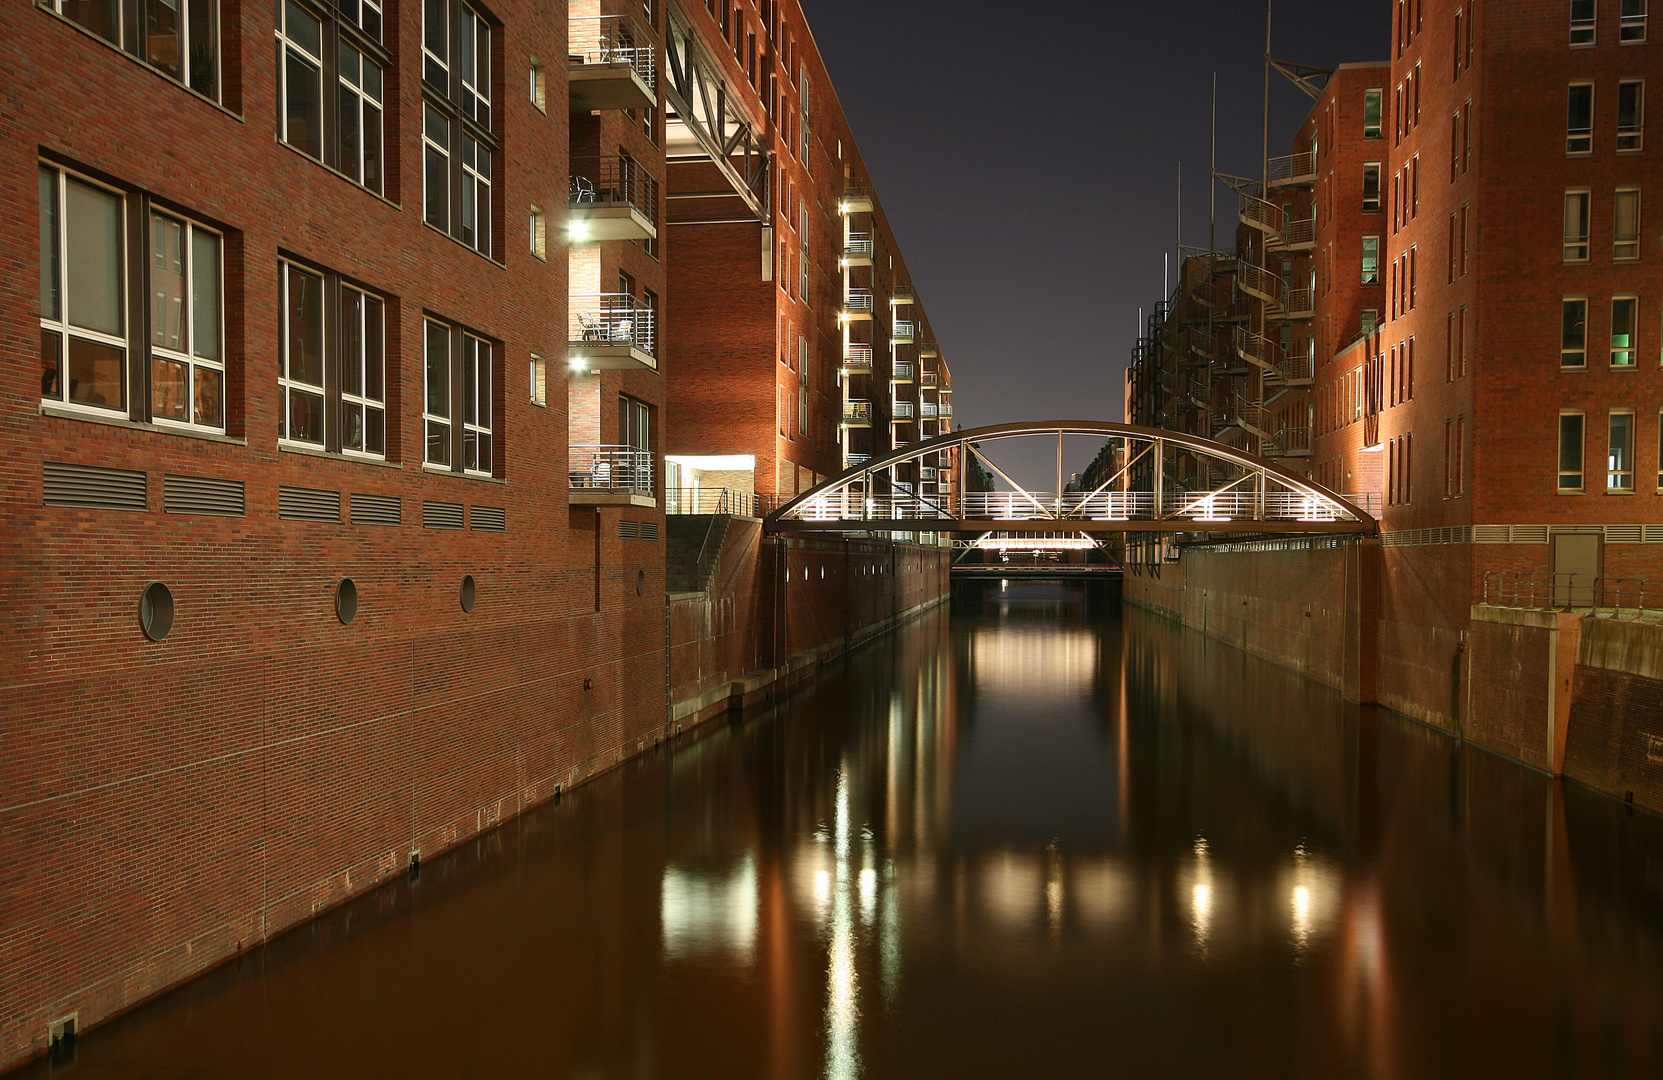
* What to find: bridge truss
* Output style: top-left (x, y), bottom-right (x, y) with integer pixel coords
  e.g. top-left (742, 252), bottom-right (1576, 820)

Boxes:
top-left (765, 422), bottom-right (1377, 538)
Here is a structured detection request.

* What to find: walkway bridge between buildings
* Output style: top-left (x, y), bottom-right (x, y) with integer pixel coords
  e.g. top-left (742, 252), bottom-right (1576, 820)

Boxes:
top-left (764, 422), bottom-right (1378, 539)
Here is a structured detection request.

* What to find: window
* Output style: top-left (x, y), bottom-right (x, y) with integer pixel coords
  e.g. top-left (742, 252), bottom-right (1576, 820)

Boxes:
top-left (424, 318), bottom-right (493, 474)
top-left (1615, 188), bottom-right (1640, 259)
top-left (1411, 154), bottom-right (1420, 216)
top-left (1611, 295), bottom-right (1638, 366)
top-left (424, 0), bottom-right (496, 255)
top-left (1567, 83), bottom-right (1593, 153)
top-left (1362, 235), bottom-right (1380, 284)
top-left (529, 205), bottom-right (546, 259)
top-left (1461, 102), bottom-right (1472, 173)
top-left (1447, 213), bottom-right (1458, 281)
top-left (1456, 305), bottom-right (1467, 378)
top-left (1459, 203), bottom-right (1469, 275)
top-left (1564, 190), bottom-right (1590, 261)
top-left (1445, 417), bottom-right (1464, 497)
top-left (1572, 0), bottom-right (1596, 44)
top-left (276, 0), bottom-right (385, 194)
top-left (1608, 411), bottom-right (1635, 490)
top-left (1450, 110), bottom-right (1461, 182)
top-left (49, 0), bottom-right (219, 98)
top-left (278, 262), bottom-right (386, 455)
top-left (1657, 413), bottom-right (1663, 489)
top-left (529, 58), bottom-right (546, 111)
top-left (1364, 88), bottom-right (1383, 137)
top-left (1562, 298), bottom-right (1588, 367)
top-left (620, 394), bottom-right (649, 457)
top-left (39, 164), bottom-right (227, 429)
top-left (1621, 0), bottom-right (1647, 40)
top-left (530, 354), bottom-right (547, 405)
top-left (1559, 412), bottom-right (1585, 490)
top-left (1454, 8), bottom-right (1463, 78)
top-left (1362, 309), bottom-right (1379, 336)
top-left (1408, 246), bottom-right (1417, 309)
top-left (1618, 80), bottom-right (1644, 150)
top-left (1362, 162), bottom-right (1381, 212)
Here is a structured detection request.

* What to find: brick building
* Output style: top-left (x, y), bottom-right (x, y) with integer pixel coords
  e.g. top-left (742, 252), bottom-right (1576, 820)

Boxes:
top-left (1128, 0), bottom-right (1662, 737)
top-left (0, 0), bottom-right (952, 1067)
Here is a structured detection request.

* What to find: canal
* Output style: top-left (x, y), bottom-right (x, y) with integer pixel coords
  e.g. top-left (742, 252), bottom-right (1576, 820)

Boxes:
top-left (23, 581), bottom-right (1663, 1078)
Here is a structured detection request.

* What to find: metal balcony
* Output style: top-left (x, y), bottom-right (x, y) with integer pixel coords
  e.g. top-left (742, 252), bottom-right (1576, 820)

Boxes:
top-left (890, 283), bottom-right (914, 306)
top-left (939, 402), bottom-right (952, 418)
top-left (917, 341), bottom-right (939, 359)
top-left (892, 320), bottom-right (915, 344)
top-left (568, 156), bottom-right (657, 242)
top-left (843, 399), bottom-right (873, 427)
top-left (892, 400), bottom-right (915, 420)
top-left (919, 370), bottom-right (938, 388)
top-left (921, 401), bottom-right (939, 418)
top-left (1266, 150), bottom-right (1317, 188)
top-left (1236, 262), bottom-right (1285, 307)
top-left (568, 15), bottom-right (656, 112)
top-left (840, 183), bottom-right (873, 215)
top-left (843, 343), bottom-right (873, 370)
top-left (845, 288), bottom-right (874, 320)
top-left (1283, 287), bottom-right (1314, 319)
top-left (892, 360), bottom-right (916, 383)
top-left (569, 445), bottom-right (654, 505)
top-left (843, 231), bottom-right (873, 266)
top-left (567, 294), bottom-right (657, 372)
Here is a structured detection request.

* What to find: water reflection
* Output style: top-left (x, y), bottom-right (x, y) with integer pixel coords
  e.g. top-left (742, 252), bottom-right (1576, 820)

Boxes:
top-left (27, 581), bottom-right (1663, 1080)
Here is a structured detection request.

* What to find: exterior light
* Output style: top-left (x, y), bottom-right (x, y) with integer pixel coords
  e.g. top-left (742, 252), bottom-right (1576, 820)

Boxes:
top-left (569, 222), bottom-right (589, 241)
top-left (569, 356), bottom-right (588, 372)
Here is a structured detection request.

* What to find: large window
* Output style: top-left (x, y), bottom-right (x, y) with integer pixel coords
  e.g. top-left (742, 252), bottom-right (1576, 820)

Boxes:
top-left (1362, 162), bottom-right (1382, 212)
top-left (1364, 88), bottom-right (1383, 138)
top-left (1622, 0), bottom-right (1647, 41)
top-left (1564, 190), bottom-right (1591, 261)
top-left (279, 261), bottom-right (387, 455)
top-left (424, 317), bottom-right (494, 474)
top-left (50, 0), bottom-right (219, 98)
top-left (39, 164), bottom-right (225, 430)
top-left (423, 0), bottom-right (496, 255)
top-left (1558, 411), bottom-right (1585, 491)
top-left (1362, 235), bottom-right (1380, 284)
top-left (1567, 83), bottom-right (1594, 153)
top-left (1571, 0), bottom-right (1596, 44)
top-left (1562, 298), bottom-right (1588, 368)
top-left (1615, 188), bottom-right (1641, 259)
top-left (276, 0), bottom-right (385, 193)
top-left (1608, 411), bottom-right (1635, 490)
top-left (1611, 295), bottom-right (1638, 366)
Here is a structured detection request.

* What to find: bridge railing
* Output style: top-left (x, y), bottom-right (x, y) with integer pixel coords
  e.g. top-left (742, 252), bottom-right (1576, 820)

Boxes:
top-left (781, 488), bottom-right (1362, 524)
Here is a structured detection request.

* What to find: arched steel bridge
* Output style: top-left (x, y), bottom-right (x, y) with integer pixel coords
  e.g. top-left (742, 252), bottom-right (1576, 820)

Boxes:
top-left (764, 422), bottom-right (1378, 536)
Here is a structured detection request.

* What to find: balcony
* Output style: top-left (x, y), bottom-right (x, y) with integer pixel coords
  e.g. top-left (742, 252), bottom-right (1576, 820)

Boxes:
top-left (844, 452), bottom-right (870, 468)
top-left (919, 370), bottom-right (938, 388)
top-left (939, 402), bottom-right (952, 418)
top-left (843, 343), bottom-right (874, 371)
top-left (891, 319), bottom-right (915, 344)
top-left (1283, 287), bottom-right (1314, 319)
top-left (570, 445), bottom-right (655, 505)
top-left (843, 231), bottom-right (873, 266)
top-left (568, 15), bottom-right (656, 112)
top-left (843, 399), bottom-right (873, 427)
top-left (921, 401), bottom-right (939, 418)
top-left (892, 360), bottom-right (916, 383)
top-left (840, 183), bottom-right (873, 215)
top-left (920, 466), bottom-right (937, 481)
top-left (844, 288), bottom-right (874, 320)
top-left (917, 341), bottom-right (939, 358)
top-left (1266, 150), bottom-right (1317, 188)
top-left (568, 156), bottom-right (658, 242)
top-left (890, 283), bottom-right (914, 306)
top-left (1239, 193), bottom-right (1314, 252)
top-left (892, 400), bottom-right (915, 420)
top-left (568, 294), bottom-right (657, 372)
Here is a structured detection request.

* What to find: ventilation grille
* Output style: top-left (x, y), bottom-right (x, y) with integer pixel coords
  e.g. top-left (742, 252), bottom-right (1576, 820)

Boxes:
top-left (1605, 524), bottom-right (1644, 544)
top-left (640, 521), bottom-right (659, 541)
top-left (43, 461), bottom-right (146, 511)
top-left (1646, 525), bottom-right (1663, 544)
top-left (619, 520), bottom-right (639, 539)
top-left (423, 500), bottom-right (465, 529)
top-left (471, 505), bottom-right (506, 531)
top-left (350, 492), bottom-right (402, 526)
top-left (1473, 524), bottom-right (1549, 544)
top-left (1379, 526), bottom-right (1472, 547)
top-left (164, 473), bottom-right (245, 516)
top-left (279, 486), bottom-right (341, 522)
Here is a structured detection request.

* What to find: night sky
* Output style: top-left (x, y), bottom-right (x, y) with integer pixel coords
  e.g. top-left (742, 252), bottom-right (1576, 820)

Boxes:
top-left (800, 0), bottom-right (1390, 483)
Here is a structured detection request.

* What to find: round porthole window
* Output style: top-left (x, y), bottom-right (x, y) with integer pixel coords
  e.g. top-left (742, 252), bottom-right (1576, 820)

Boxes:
top-left (336, 578), bottom-right (359, 624)
top-left (139, 581), bottom-right (174, 642)
top-left (460, 574), bottom-right (477, 612)
top-left (636, 569), bottom-right (646, 596)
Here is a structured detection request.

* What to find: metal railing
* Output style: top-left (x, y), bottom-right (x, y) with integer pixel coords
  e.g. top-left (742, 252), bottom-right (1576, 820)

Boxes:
top-left (1340, 492), bottom-right (1381, 515)
top-left (919, 370), bottom-right (938, 387)
top-left (1237, 262), bottom-right (1286, 306)
top-left (939, 403), bottom-right (953, 417)
top-left (844, 399), bottom-right (872, 422)
top-left (569, 293), bottom-right (656, 355)
top-left (921, 402), bottom-right (939, 418)
top-left (1267, 150), bottom-right (1317, 185)
top-left (845, 288), bottom-right (874, 312)
top-left (568, 15), bottom-right (657, 89)
top-left (844, 453), bottom-right (870, 467)
top-left (1233, 324), bottom-right (1282, 373)
top-left (570, 445), bottom-right (653, 493)
top-left (569, 156), bottom-right (658, 223)
top-left (892, 400), bottom-right (915, 419)
top-left (843, 343), bottom-right (873, 368)
top-left (893, 360), bottom-right (916, 380)
top-left (665, 486), bottom-right (757, 515)
top-left (891, 283), bottom-right (914, 303)
top-left (783, 488), bottom-right (1361, 524)
top-left (892, 319), bottom-right (915, 339)
top-left (1274, 426), bottom-right (1312, 452)
top-left (1280, 218), bottom-right (1316, 247)
top-left (1483, 572), bottom-right (1663, 618)
top-left (844, 232), bottom-right (873, 257)
top-left (1283, 287), bottom-right (1314, 316)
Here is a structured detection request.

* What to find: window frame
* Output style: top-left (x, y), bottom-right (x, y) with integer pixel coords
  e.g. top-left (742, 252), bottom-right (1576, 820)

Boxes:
top-left (1364, 88), bottom-right (1383, 138)
top-left (278, 259), bottom-right (389, 458)
top-left (276, 0), bottom-right (388, 195)
top-left (423, 0), bottom-right (499, 257)
top-left (1621, 0), bottom-right (1647, 41)
top-left (1362, 234), bottom-right (1380, 284)
top-left (147, 209), bottom-right (225, 431)
top-left (1564, 189), bottom-right (1591, 262)
top-left (1562, 297), bottom-right (1589, 368)
top-left (47, 0), bottom-right (221, 100)
top-left (1608, 410), bottom-right (1635, 491)
top-left (1559, 411), bottom-right (1586, 492)
top-left (1572, 0), bottom-right (1597, 45)
top-left (1614, 187), bottom-right (1640, 260)
top-left (1567, 82), bottom-right (1594, 154)
top-left (424, 315), bottom-right (497, 475)
top-left (1618, 80), bottom-right (1644, 151)
top-left (1362, 162), bottom-right (1382, 213)
top-left (1611, 294), bottom-right (1639, 367)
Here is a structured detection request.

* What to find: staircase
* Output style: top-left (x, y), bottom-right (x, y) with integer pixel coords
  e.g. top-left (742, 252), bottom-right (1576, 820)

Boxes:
top-left (666, 514), bottom-right (731, 593)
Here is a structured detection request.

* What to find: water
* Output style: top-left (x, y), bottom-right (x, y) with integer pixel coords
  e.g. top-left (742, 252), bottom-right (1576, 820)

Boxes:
top-left (23, 581), bottom-right (1663, 1079)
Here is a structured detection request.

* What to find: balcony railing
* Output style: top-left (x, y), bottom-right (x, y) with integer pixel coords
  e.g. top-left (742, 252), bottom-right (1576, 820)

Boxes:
top-left (844, 452), bottom-right (870, 467)
top-left (845, 288), bottom-right (874, 312)
top-left (893, 360), bottom-right (916, 381)
top-left (665, 486), bottom-right (755, 515)
top-left (570, 445), bottom-right (653, 493)
top-left (844, 343), bottom-right (874, 369)
top-left (892, 400), bottom-right (915, 419)
top-left (939, 402), bottom-right (952, 418)
top-left (921, 402), bottom-right (939, 418)
top-left (891, 283), bottom-right (914, 304)
top-left (1483, 572), bottom-right (1663, 617)
top-left (892, 319), bottom-right (916, 341)
top-left (1267, 150), bottom-right (1317, 186)
top-left (844, 232), bottom-right (873, 258)
top-left (919, 370), bottom-right (938, 387)
top-left (569, 293), bottom-right (656, 356)
top-left (1283, 287), bottom-right (1314, 317)
top-left (569, 156), bottom-right (657, 223)
top-left (920, 466), bottom-right (937, 481)
top-left (844, 399), bottom-right (872, 422)
top-left (568, 14), bottom-right (657, 90)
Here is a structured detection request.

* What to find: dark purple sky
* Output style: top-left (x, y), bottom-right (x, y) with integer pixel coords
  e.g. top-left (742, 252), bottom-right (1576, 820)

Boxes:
top-left (800, 0), bottom-right (1389, 483)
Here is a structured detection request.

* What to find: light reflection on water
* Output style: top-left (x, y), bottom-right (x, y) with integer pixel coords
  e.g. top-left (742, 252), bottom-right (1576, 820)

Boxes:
top-left (25, 581), bottom-right (1663, 1080)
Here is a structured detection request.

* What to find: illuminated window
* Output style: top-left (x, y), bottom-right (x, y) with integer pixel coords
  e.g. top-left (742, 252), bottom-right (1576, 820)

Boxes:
top-left (1614, 188), bottom-right (1640, 259)
top-left (1608, 411), bottom-right (1634, 491)
top-left (1611, 295), bottom-right (1637, 366)
top-left (1561, 298), bottom-right (1588, 368)
top-left (1364, 88), bottom-right (1383, 137)
top-left (1564, 190), bottom-right (1590, 261)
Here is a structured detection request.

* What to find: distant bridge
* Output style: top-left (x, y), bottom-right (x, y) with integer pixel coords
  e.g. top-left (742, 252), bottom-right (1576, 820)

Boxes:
top-left (764, 422), bottom-right (1377, 537)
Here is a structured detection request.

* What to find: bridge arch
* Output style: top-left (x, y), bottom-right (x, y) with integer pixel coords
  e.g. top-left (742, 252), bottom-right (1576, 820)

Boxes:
top-left (765, 422), bottom-right (1377, 536)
